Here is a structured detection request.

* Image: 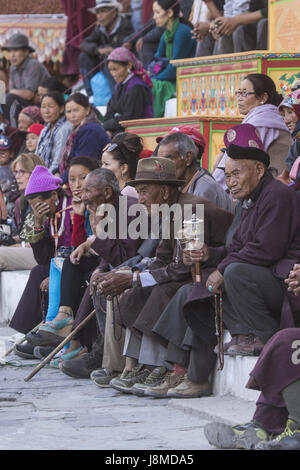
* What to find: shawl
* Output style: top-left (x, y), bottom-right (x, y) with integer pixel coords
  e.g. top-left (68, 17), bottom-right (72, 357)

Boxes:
top-left (36, 115), bottom-right (67, 169)
top-left (243, 104), bottom-right (289, 131)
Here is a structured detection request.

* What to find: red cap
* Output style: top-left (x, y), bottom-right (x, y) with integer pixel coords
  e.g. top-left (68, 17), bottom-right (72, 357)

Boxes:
top-left (139, 149), bottom-right (153, 159)
top-left (27, 123), bottom-right (45, 136)
top-left (156, 125), bottom-right (206, 150)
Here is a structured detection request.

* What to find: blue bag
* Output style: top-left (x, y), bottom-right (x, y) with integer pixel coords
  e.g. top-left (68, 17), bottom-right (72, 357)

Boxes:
top-left (91, 71), bottom-right (112, 106)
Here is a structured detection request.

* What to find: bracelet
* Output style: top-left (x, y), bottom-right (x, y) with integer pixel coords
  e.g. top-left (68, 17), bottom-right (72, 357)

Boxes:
top-left (34, 226), bottom-right (44, 233)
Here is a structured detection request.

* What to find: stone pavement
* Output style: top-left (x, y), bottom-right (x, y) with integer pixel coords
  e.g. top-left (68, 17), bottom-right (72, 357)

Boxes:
top-left (0, 327), bottom-right (256, 451)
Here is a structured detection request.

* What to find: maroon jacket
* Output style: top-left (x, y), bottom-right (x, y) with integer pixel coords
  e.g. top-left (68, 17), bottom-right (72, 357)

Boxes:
top-left (183, 172), bottom-right (300, 344)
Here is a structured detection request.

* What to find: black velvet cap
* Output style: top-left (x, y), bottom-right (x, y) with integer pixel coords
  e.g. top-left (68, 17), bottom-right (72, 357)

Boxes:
top-left (226, 144), bottom-right (270, 168)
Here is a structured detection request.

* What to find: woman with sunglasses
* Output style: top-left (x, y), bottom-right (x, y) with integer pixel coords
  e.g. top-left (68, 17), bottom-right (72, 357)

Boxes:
top-left (213, 73), bottom-right (291, 189)
top-left (101, 132), bottom-right (143, 199)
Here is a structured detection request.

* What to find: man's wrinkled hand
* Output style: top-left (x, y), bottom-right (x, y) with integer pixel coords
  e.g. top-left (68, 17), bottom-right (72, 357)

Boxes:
top-left (183, 244), bottom-right (210, 266)
top-left (70, 240), bottom-right (92, 264)
top-left (285, 264), bottom-right (300, 295)
top-left (89, 269), bottom-right (108, 296)
top-left (99, 271), bottom-right (133, 298)
top-left (206, 270), bottom-right (224, 294)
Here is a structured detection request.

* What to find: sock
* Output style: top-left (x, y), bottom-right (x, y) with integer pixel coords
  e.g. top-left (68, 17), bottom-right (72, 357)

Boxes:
top-left (173, 363), bottom-right (187, 376)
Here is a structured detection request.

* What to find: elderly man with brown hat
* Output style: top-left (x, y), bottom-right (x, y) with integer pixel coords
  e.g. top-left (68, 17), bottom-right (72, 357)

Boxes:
top-left (2, 33), bottom-right (50, 127)
top-left (86, 156), bottom-right (233, 392)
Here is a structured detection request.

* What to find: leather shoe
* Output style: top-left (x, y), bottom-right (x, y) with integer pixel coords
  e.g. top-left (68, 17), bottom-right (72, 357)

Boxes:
top-left (225, 334), bottom-right (264, 356)
top-left (166, 375), bottom-right (211, 398)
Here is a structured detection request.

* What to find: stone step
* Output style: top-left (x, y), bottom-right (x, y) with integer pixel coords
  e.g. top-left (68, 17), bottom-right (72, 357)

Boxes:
top-left (0, 271), bottom-right (30, 324)
top-left (168, 395), bottom-right (256, 426)
top-left (213, 331), bottom-right (260, 402)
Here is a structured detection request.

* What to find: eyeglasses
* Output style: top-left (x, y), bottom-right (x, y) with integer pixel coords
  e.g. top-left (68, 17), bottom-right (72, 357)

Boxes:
top-left (235, 91), bottom-right (256, 98)
top-left (13, 169), bottom-right (29, 177)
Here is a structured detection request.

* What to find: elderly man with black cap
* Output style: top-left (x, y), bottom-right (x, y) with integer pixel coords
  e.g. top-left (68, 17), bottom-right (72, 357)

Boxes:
top-left (2, 34), bottom-right (50, 127)
top-left (182, 123), bottom-right (300, 359)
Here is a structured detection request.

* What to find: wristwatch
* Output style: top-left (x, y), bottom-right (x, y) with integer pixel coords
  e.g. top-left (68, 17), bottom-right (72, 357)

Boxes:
top-left (132, 270), bottom-right (139, 288)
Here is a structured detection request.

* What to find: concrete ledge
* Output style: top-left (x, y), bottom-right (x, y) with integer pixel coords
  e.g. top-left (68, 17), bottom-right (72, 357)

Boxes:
top-left (212, 331), bottom-right (260, 402)
top-left (168, 395), bottom-right (256, 425)
top-left (0, 271), bottom-right (30, 324)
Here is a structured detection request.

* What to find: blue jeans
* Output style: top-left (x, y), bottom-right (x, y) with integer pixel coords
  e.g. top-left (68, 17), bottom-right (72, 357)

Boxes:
top-left (46, 258), bottom-right (64, 322)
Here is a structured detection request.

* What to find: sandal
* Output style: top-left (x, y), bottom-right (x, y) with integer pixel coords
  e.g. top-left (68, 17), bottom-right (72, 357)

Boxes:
top-left (49, 347), bottom-right (83, 369)
top-left (40, 316), bottom-right (73, 331)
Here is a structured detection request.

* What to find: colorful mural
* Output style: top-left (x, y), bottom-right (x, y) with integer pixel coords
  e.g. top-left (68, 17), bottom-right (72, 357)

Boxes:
top-left (175, 52), bottom-right (300, 118)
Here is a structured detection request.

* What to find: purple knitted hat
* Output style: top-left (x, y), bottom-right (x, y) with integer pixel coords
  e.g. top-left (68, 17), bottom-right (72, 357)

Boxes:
top-left (224, 123), bottom-right (264, 150)
top-left (25, 166), bottom-right (62, 197)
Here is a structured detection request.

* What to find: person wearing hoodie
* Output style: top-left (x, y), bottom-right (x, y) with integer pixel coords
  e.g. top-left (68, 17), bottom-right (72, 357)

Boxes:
top-left (213, 73), bottom-right (292, 190)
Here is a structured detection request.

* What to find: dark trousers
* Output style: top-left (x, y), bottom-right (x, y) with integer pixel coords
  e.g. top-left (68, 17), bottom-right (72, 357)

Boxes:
top-left (59, 255), bottom-right (100, 314)
top-left (9, 264), bottom-right (49, 334)
top-left (222, 263), bottom-right (284, 343)
top-left (3, 93), bottom-right (32, 127)
top-left (153, 283), bottom-right (217, 384)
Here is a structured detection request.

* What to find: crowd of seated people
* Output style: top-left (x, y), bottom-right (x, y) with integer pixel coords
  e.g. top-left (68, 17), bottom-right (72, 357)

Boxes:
top-left (1, 0), bottom-right (300, 452)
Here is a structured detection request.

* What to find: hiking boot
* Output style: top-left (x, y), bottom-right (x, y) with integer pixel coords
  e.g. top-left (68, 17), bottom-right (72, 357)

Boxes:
top-left (167, 375), bottom-right (211, 398)
top-left (225, 334), bottom-right (265, 357)
top-left (59, 335), bottom-right (103, 379)
top-left (144, 372), bottom-right (185, 398)
top-left (131, 367), bottom-right (168, 397)
top-left (204, 421), bottom-right (271, 449)
top-left (91, 369), bottom-right (120, 388)
top-left (109, 364), bottom-right (151, 394)
top-left (256, 419), bottom-right (300, 450)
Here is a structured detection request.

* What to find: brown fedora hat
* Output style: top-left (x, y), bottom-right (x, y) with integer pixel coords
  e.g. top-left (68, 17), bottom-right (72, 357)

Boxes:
top-left (126, 157), bottom-right (186, 187)
top-left (2, 33), bottom-right (35, 53)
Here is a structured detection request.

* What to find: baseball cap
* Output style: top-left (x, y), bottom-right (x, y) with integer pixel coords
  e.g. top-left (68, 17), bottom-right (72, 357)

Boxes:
top-left (156, 125), bottom-right (206, 151)
top-left (27, 123), bottom-right (45, 136)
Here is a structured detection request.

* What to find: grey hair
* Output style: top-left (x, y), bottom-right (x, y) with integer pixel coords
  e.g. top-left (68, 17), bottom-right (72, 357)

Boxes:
top-left (87, 168), bottom-right (120, 194)
top-left (160, 133), bottom-right (198, 164)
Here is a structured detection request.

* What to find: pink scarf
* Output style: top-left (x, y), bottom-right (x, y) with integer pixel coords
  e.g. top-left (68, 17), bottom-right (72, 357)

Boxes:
top-left (107, 47), bottom-right (153, 88)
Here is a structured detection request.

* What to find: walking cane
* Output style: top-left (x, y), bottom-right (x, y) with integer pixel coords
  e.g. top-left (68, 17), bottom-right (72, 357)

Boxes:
top-left (24, 310), bottom-right (96, 382)
top-left (1, 322), bottom-right (44, 359)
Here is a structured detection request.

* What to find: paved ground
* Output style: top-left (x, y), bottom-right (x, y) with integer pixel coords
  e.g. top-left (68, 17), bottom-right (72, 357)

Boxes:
top-left (0, 326), bottom-right (255, 452)
top-left (0, 327), bottom-right (213, 451)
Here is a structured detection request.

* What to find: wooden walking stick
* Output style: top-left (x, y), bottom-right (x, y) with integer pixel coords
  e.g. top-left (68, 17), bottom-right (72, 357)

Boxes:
top-left (24, 310), bottom-right (96, 382)
top-left (1, 322), bottom-right (44, 359)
